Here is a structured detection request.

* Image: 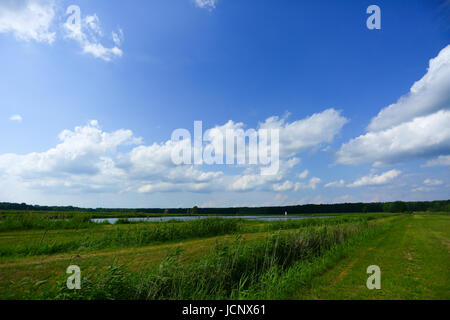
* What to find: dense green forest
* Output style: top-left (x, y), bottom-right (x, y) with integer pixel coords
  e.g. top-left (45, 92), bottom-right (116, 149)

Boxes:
top-left (0, 200), bottom-right (448, 215)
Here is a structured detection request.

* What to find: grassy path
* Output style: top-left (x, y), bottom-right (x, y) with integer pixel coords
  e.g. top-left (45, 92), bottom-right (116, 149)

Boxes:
top-left (295, 215), bottom-right (450, 299)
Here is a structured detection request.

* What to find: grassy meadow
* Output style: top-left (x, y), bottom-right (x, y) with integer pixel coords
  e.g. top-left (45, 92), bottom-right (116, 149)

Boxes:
top-left (0, 212), bottom-right (448, 299)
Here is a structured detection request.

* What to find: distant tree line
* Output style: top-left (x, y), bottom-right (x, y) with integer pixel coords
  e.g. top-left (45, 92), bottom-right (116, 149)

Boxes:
top-left (0, 200), bottom-right (448, 214)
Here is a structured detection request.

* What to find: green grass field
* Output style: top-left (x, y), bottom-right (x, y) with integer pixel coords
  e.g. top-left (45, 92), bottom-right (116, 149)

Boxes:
top-left (0, 213), bottom-right (448, 299)
top-left (297, 214), bottom-right (449, 299)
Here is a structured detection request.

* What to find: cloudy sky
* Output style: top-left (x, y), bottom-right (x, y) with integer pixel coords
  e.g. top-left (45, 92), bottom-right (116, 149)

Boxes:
top-left (0, 0), bottom-right (449, 208)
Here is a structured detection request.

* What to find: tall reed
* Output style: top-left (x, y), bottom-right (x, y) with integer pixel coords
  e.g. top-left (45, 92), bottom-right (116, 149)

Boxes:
top-left (52, 221), bottom-right (370, 300)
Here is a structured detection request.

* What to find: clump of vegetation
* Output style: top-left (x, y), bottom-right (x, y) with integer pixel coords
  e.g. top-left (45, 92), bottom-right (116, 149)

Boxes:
top-left (94, 218), bottom-right (240, 248)
top-left (51, 221), bottom-right (370, 300)
top-left (0, 214), bottom-right (96, 232)
top-left (114, 218), bottom-right (132, 225)
top-left (0, 215), bottom-right (388, 258)
top-left (0, 218), bottom-right (240, 258)
top-left (240, 213), bottom-right (389, 233)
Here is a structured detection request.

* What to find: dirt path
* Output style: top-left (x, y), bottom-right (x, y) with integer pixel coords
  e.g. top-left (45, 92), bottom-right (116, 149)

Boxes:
top-left (327, 247), bottom-right (375, 288)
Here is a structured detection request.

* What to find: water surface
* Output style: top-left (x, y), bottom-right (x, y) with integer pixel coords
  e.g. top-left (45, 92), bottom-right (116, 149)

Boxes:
top-left (92, 215), bottom-right (329, 224)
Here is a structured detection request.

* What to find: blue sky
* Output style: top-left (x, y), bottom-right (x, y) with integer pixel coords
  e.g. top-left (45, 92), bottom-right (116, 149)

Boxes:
top-left (0, 0), bottom-right (449, 208)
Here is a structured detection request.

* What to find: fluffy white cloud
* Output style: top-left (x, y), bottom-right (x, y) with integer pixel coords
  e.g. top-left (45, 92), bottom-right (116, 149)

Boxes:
top-left (9, 114), bottom-right (23, 122)
top-left (273, 180), bottom-right (294, 192)
top-left (412, 186), bottom-right (431, 192)
top-left (63, 5), bottom-right (123, 62)
top-left (271, 176), bottom-right (321, 192)
top-left (337, 110), bottom-right (450, 165)
top-left (112, 28), bottom-right (124, 46)
top-left (412, 178), bottom-right (445, 192)
top-left (81, 43), bottom-right (122, 61)
top-left (138, 180), bottom-right (218, 193)
top-left (0, 2), bottom-right (124, 61)
top-left (0, 120), bottom-right (225, 196)
top-left (201, 109), bottom-right (346, 167)
top-left (0, 0), bottom-right (56, 44)
top-left (368, 45), bottom-right (450, 132)
top-left (298, 169), bottom-right (309, 179)
top-left (259, 109), bottom-right (348, 158)
top-left (423, 178), bottom-right (443, 186)
top-left (325, 179), bottom-right (345, 188)
top-left (337, 46), bottom-right (450, 166)
top-left (202, 119), bottom-right (246, 164)
top-left (422, 155), bottom-right (450, 167)
top-left (268, 176), bottom-right (321, 193)
top-left (0, 108), bottom-right (346, 197)
top-left (229, 158), bottom-right (300, 192)
top-left (0, 121), bottom-right (143, 195)
top-left (0, 120), bottom-right (140, 178)
top-left (296, 177), bottom-right (321, 190)
top-left (347, 169), bottom-right (401, 187)
top-left (128, 145), bottom-right (223, 183)
top-left (195, 0), bottom-right (217, 10)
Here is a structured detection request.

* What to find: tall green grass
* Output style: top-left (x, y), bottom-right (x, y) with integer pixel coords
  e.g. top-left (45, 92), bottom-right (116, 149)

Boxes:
top-left (0, 215), bottom-right (387, 258)
top-left (240, 221), bottom-right (390, 299)
top-left (49, 221), bottom-right (371, 300)
top-left (0, 210), bottom-right (167, 220)
top-left (241, 213), bottom-right (388, 233)
top-left (0, 218), bottom-right (239, 257)
top-left (93, 218), bottom-right (240, 247)
top-left (0, 215), bottom-right (96, 232)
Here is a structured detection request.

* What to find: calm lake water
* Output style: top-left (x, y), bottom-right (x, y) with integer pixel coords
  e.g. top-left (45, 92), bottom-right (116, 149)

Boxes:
top-left (92, 215), bottom-right (329, 224)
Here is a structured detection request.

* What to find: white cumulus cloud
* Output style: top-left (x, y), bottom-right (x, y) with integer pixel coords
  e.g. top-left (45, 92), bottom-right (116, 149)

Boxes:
top-left (0, 2), bottom-right (124, 62)
top-left (0, 108), bottom-right (347, 198)
top-left (368, 45), bottom-right (450, 132)
top-left (347, 169), bottom-right (401, 187)
top-left (63, 5), bottom-right (123, 62)
top-left (0, 0), bottom-right (56, 44)
top-left (292, 177), bottom-right (322, 191)
top-left (298, 169), bottom-right (309, 179)
top-left (337, 45), bottom-right (450, 166)
top-left (9, 114), bottom-right (23, 122)
top-left (325, 179), bottom-right (345, 188)
top-left (273, 180), bottom-right (295, 192)
top-left (260, 109), bottom-right (348, 158)
top-left (0, 120), bottom-right (140, 179)
top-left (194, 0), bottom-right (217, 10)
top-left (423, 178), bottom-right (443, 186)
top-left (422, 155), bottom-right (450, 167)
top-left (229, 158), bottom-right (300, 192)
top-left (337, 110), bottom-right (450, 165)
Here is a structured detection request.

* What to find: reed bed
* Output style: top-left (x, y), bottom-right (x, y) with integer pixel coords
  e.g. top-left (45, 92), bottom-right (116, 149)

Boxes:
top-left (0, 215), bottom-right (387, 258)
top-left (51, 221), bottom-right (372, 300)
top-left (0, 218), bottom-right (239, 257)
top-left (0, 215), bottom-right (96, 232)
